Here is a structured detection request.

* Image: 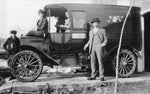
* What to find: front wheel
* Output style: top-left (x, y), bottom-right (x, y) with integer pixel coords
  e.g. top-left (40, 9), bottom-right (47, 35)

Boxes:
top-left (112, 49), bottom-right (137, 77)
top-left (11, 50), bottom-right (43, 82)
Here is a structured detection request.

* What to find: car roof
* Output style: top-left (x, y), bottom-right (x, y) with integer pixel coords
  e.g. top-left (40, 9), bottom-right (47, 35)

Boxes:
top-left (44, 3), bottom-right (140, 10)
top-left (44, 3), bottom-right (140, 17)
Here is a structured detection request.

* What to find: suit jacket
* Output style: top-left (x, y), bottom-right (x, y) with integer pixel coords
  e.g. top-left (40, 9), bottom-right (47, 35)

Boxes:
top-left (87, 28), bottom-right (107, 54)
top-left (37, 17), bottom-right (48, 32)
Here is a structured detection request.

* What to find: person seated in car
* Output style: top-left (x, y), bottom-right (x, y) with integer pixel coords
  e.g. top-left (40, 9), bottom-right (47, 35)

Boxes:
top-left (26, 9), bottom-right (48, 37)
top-left (55, 16), bottom-right (65, 32)
top-left (56, 12), bottom-right (71, 33)
top-left (37, 9), bottom-right (48, 32)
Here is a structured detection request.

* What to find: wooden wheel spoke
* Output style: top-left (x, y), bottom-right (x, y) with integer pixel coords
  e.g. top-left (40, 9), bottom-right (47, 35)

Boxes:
top-left (27, 54), bottom-right (32, 62)
top-left (23, 70), bottom-right (28, 77)
top-left (127, 59), bottom-right (133, 63)
top-left (121, 67), bottom-right (124, 75)
top-left (122, 53), bottom-right (125, 58)
top-left (118, 65), bottom-right (121, 70)
top-left (18, 69), bottom-right (25, 77)
top-left (28, 56), bottom-right (35, 64)
top-left (16, 66), bottom-right (23, 72)
top-left (126, 56), bottom-right (132, 61)
top-left (28, 70), bottom-right (34, 76)
top-left (16, 62), bottom-right (22, 65)
top-left (18, 58), bottom-right (24, 64)
top-left (22, 70), bottom-right (27, 77)
top-left (25, 70), bottom-right (29, 79)
top-left (30, 59), bottom-right (39, 65)
top-left (24, 54), bottom-right (27, 62)
top-left (127, 62), bottom-right (134, 65)
top-left (128, 65), bottom-right (133, 69)
top-left (126, 66), bottom-right (130, 72)
top-left (124, 67), bottom-right (128, 74)
top-left (28, 64), bottom-right (39, 67)
top-left (20, 56), bottom-right (25, 63)
top-left (119, 65), bottom-right (127, 75)
top-left (125, 53), bottom-right (129, 60)
top-left (119, 67), bottom-right (123, 74)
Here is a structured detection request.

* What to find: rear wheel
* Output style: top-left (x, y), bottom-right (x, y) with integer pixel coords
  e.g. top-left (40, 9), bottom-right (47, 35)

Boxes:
top-left (11, 50), bottom-right (43, 82)
top-left (112, 49), bottom-right (137, 77)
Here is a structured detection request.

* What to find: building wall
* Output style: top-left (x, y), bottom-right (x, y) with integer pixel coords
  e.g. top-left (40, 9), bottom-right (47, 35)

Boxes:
top-left (135, 0), bottom-right (150, 13)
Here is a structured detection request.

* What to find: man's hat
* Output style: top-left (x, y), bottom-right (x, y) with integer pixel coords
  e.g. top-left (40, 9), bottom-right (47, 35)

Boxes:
top-left (10, 30), bottom-right (17, 34)
top-left (91, 18), bottom-right (100, 23)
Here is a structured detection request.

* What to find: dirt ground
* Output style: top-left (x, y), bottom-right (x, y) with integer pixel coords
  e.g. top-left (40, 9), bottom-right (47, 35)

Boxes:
top-left (1, 71), bottom-right (150, 94)
top-left (0, 61), bottom-right (150, 94)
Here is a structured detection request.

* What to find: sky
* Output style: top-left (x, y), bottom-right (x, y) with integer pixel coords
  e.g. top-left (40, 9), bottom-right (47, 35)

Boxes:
top-left (0, 0), bottom-right (132, 38)
top-left (0, 0), bottom-right (91, 38)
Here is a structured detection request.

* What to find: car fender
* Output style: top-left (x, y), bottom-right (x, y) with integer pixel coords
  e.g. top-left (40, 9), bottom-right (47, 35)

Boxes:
top-left (19, 45), bottom-right (59, 68)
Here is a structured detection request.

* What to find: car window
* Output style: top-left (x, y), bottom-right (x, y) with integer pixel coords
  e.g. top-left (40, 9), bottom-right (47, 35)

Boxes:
top-left (72, 11), bottom-right (87, 29)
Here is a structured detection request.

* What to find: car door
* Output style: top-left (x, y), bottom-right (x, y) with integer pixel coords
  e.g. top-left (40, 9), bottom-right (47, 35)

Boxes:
top-left (50, 32), bottom-right (71, 50)
top-left (70, 10), bottom-right (89, 51)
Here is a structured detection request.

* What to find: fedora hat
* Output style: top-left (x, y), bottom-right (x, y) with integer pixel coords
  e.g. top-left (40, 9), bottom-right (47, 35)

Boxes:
top-left (91, 18), bottom-right (100, 23)
top-left (10, 30), bottom-right (17, 34)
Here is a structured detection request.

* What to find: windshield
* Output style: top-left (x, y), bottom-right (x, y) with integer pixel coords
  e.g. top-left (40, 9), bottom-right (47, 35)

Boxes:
top-left (46, 6), bottom-right (68, 33)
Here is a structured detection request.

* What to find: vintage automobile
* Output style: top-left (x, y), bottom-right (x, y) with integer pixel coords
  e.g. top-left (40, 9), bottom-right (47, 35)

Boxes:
top-left (10, 4), bottom-right (142, 82)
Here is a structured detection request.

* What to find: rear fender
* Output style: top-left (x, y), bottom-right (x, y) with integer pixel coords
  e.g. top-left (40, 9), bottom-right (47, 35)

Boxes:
top-left (108, 45), bottom-right (140, 57)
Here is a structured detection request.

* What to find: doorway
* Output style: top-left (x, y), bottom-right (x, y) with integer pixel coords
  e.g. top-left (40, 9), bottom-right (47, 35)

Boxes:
top-left (143, 12), bottom-right (150, 71)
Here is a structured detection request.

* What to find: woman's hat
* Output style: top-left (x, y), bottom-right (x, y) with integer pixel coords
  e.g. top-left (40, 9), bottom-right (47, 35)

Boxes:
top-left (10, 30), bottom-right (17, 34)
top-left (38, 9), bottom-right (46, 16)
top-left (91, 18), bottom-right (100, 23)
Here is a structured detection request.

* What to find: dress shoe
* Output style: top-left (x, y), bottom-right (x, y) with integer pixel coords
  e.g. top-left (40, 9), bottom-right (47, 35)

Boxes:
top-left (100, 78), bottom-right (104, 81)
top-left (87, 77), bottom-right (96, 80)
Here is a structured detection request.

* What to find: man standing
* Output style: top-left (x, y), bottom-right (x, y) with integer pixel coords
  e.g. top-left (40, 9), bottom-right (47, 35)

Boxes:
top-left (3, 30), bottom-right (20, 80)
top-left (3, 30), bottom-right (20, 57)
top-left (84, 18), bottom-right (107, 81)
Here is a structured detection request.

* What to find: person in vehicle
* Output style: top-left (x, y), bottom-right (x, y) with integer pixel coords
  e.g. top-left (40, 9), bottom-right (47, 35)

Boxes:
top-left (56, 12), bottom-right (71, 32)
top-left (84, 18), bottom-right (107, 81)
top-left (55, 16), bottom-right (65, 32)
top-left (26, 9), bottom-right (48, 37)
top-left (3, 30), bottom-right (20, 80)
top-left (37, 9), bottom-right (48, 32)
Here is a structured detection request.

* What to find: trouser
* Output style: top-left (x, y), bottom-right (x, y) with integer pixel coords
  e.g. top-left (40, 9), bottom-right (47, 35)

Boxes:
top-left (26, 30), bottom-right (45, 37)
top-left (7, 54), bottom-right (16, 78)
top-left (90, 44), bottom-right (104, 78)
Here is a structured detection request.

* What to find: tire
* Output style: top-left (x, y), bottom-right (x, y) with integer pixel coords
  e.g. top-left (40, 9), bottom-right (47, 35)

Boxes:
top-left (11, 50), bottom-right (43, 82)
top-left (112, 49), bottom-right (137, 77)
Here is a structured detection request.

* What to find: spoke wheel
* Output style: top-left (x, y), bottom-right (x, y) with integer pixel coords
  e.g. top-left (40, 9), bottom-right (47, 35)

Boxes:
top-left (11, 50), bottom-right (43, 82)
top-left (113, 49), bottom-right (137, 77)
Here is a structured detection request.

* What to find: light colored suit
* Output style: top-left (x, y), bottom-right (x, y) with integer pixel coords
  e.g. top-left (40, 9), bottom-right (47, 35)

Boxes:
top-left (86, 28), bottom-right (107, 78)
top-left (88, 28), bottom-right (107, 54)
